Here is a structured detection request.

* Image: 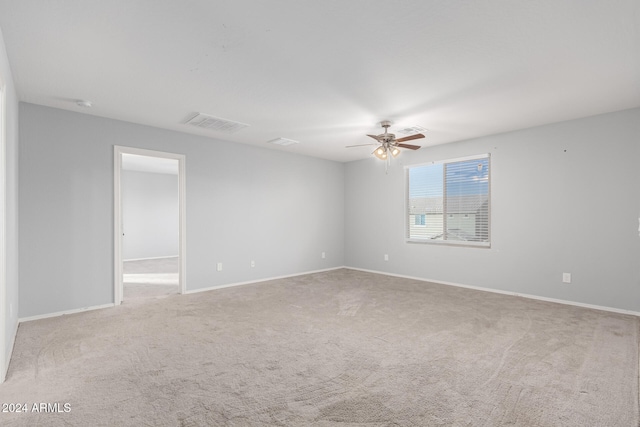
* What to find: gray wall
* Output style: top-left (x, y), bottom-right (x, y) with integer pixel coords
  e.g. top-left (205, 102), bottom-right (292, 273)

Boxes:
top-left (345, 108), bottom-right (640, 312)
top-left (0, 25), bottom-right (19, 377)
top-left (122, 170), bottom-right (179, 260)
top-left (16, 100), bottom-right (640, 318)
top-left (19, 103), bottom-right (345, 318)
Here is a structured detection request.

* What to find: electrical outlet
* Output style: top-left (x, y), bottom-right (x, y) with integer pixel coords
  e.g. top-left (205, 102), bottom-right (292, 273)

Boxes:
top-left (562, 273), bottom-right (571, 283)
top-left (250, 260), bottom-right (255, 268)
top-left (217, 262), bottom-right (223, 272)
top-left (384, 254), bottom-right (389, 261)
top-left (321, 252), bottom-right (326, 259)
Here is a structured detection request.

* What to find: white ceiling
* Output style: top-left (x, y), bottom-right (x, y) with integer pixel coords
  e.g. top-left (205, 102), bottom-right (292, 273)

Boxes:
top-left (0, 1), bottom-right (638, 162)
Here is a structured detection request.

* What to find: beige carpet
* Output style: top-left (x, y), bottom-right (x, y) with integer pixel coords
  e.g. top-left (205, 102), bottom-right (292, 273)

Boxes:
top-left (123, 257), bottom-right (179, 301)
top-left (0, 269), bottom-right (637, 426)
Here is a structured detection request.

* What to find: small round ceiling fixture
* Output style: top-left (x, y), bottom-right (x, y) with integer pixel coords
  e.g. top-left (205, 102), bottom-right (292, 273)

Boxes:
top-left (76, 100), bottom-right (92, 108)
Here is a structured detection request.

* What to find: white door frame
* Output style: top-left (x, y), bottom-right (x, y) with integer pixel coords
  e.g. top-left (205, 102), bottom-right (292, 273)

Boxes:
top-left (0, 71), bottom-right (7, 382)
top-left (114, 146), bottom-right (186, 305)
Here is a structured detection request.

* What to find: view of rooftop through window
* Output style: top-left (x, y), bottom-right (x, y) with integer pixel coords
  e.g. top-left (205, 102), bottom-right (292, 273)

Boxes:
top-left (407, 155), bottom-right (490, 245)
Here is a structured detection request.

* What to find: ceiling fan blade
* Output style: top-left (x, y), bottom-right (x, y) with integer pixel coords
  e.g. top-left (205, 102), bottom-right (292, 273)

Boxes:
top-left (395, 133), bottom-right (425, 143)
top-left (396, 143), bottom-right (421, 150)
top-left (345, 143), bottom-right (378, 148)
top-left (367, 134), bottom-right (382, 141)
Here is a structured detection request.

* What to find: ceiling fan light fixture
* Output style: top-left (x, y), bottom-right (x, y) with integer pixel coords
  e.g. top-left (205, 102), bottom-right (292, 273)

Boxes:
top-left (350, 120), bottom-right (424, 168)
top-left (374, 146), bottom-right (387, 160)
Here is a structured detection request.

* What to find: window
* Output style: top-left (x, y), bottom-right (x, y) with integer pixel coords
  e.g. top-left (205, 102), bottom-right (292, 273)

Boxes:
top-left (406, 154), bottom-right (490, 246)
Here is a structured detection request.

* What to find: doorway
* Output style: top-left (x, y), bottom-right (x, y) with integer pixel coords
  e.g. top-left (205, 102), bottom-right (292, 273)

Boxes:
top-left (114, 146), bottom-right (186, 305)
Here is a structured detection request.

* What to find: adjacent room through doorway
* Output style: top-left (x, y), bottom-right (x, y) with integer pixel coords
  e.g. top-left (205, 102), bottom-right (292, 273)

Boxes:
top-left (122, 153), bottom-right (179, 301)
top-left (115, 148), bottom-right (185, 304)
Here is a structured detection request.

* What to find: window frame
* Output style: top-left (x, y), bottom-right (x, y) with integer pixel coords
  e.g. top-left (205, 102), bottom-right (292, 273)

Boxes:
top-left (405, 153), bottom-right (491, 248)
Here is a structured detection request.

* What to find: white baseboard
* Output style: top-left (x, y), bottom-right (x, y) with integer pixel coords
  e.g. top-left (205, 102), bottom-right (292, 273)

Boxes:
top-left (1, 318), bottom-right (18, 383)
top-left (184, 266), bottom-right (345, 295)
top-left (345, 267), bottom-right (640, 317)
top-left (18, 267), bottom-right (343, 323)
top-left (19, 266), bottom-right (635, 326)
top-left (123, 255), bottom-right (179, 262)
top-left (19, 303), bottom-right (115, 323)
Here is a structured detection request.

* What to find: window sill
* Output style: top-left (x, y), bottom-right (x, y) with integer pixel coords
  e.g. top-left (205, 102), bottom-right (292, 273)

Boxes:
top-left (406, 238), bottom-right (491, 248)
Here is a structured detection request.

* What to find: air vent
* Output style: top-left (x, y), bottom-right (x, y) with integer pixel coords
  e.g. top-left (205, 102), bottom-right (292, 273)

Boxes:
top-left (267, 137), bottom-right (299, 146)
top-left (185, 113), bottom-right (250, 133)
top-left (396, 125), bottom-right (428, 135)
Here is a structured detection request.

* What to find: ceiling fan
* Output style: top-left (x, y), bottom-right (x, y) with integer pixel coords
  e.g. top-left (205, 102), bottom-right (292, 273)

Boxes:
top-left (346, 120), bottom-right (424, 161)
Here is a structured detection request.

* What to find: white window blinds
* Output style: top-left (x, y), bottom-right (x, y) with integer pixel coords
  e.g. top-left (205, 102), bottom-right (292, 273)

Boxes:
top-left (407, 154), bottom-right (490, 246)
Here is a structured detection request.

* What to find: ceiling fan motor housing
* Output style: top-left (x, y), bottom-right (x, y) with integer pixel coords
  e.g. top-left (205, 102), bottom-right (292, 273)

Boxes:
top-left (381, 135), bottom-right (395, 144)
top-left (378, 121), bottom-right (395, 143)
top-left (344, 119), bottom-right (423, 154)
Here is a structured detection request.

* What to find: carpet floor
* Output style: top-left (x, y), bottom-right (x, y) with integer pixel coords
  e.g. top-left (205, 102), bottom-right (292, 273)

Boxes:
top-left (123, 257), bottom-right (179, 301)
top-left (0, 269), bottom-right (638, 426)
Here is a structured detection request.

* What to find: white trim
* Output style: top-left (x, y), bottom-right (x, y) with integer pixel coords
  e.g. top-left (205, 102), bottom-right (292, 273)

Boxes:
top-left (113, 147), bottom-right (122, 305)
top-left (21, 267), bottom-right (342, 321)
top-left (123, 255), bottom-right (179, 262)
top-left (114, 146), bottom-right (186, 305)
top-left (6, 318), bottom-right (17, 373)
top-left (345, 267), bottom-right (640, 317)
top-left (406, 238), bottom-right (490, 248)
top-left (18, 303), bottom-right (115, 323)
top-left (184, 267), bottom-right (345, 295)
top-left (0, 73), bottom-right (6, 382)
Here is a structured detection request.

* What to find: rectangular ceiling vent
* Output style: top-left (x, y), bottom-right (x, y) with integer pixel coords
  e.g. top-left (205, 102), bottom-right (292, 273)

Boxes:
top-left (185, 113), bottom-right (250, 134)
top-left (267, 137), bottom-right (299, 146)
top-left (396, 125), bottom-right (428, 135)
